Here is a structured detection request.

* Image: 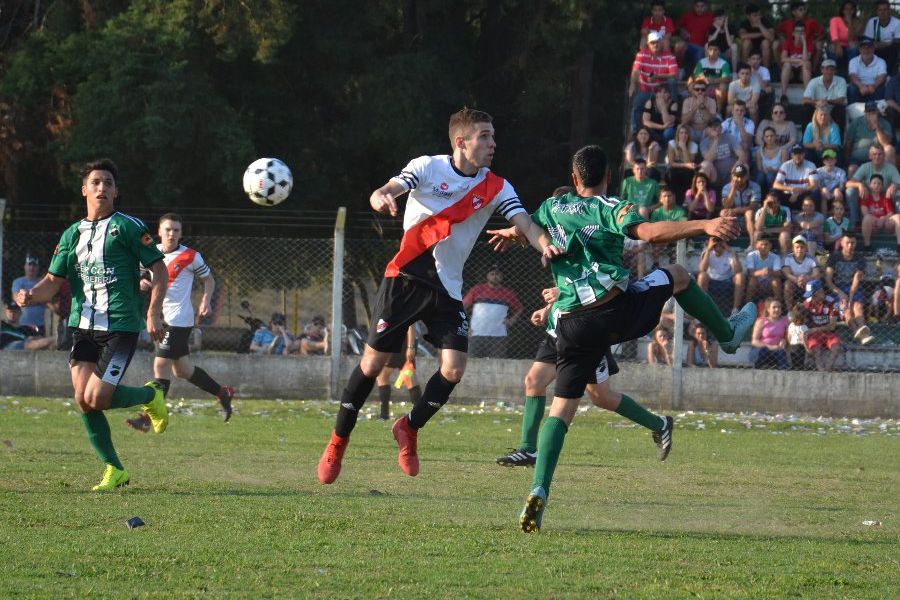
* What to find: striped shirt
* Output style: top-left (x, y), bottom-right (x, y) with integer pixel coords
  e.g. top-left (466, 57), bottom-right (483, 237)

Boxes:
top-left (631, 49), bottom-right (678, 91)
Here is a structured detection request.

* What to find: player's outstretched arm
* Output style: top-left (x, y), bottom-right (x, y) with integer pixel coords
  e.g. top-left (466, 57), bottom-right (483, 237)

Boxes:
top-left (146, 260), bottom-right (168, 342)
top-left (509, 213), bottom-right (562, 261)
top-left (632, 216), bottom-right (740, 245)
top-left (15, 273), bottom-right (64, 307)
top-left (369, 180), bottom-right (408, 217)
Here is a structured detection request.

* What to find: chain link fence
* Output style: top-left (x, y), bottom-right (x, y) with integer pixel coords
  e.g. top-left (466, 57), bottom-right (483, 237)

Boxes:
top-left (2, 212), bottom-right (898, 373)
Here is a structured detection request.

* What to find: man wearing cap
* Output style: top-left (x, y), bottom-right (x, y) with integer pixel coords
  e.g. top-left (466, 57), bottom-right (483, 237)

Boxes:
top-left (816, 149), bottom-right (847, 214)
top-left (1, 301), bottom-right (56, 351)
top-left (845, 101), bottom-right (895, 168)
top-left (802, 280), bottom-right (844, 371)
top-left (773, 144), bottom-right (818, 212)
top-left (249, 312), bottom-right (294, 355)
top-left (783, 235), bottom-right (820, 307)
top-left (845, 143), bottom-right (900, 227)
top-left (848, 38), bottom-right (887, 104)
top-left (721, 163), bottom-right (762, 241)
top-left (802, 59), bottom-right (847, 128)
top-left (462, 265), bottom-right (522, 358)
top-left (10, 255), bottom-right (46, 335)
top-left (629, 30), bottom-right (679, 132)
top-left (700, 117), bottom-right (747, 188)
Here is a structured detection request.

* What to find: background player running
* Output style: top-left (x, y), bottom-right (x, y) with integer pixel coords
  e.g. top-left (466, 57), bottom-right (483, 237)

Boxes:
top-left (489, 145), bottom-right (755, 532)
top-left (317, 107), bottom-right (559, 484)
top-left (374, 324), bottom-right (421, 420)
top-left (126, 213), bottom-right (234, 430)
top-left (15, 158), bottom-right (169, 491)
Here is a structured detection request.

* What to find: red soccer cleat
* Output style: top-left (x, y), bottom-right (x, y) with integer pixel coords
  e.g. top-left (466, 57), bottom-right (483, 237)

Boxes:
top-left (317, 430), bottom-right (349, 484)
top-left (391, 416), bottom-right (419, 477)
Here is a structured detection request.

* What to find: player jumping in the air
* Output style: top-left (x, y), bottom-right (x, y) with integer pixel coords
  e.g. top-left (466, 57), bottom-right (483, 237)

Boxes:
top-left (126, 213), bottom-right (234, 431)
top-left (488, 145), bottom-right (756, 532)
top-left (496, 285), bottom-right (673, 467)
top-left (317, 107), bottom-right (560, 484)
top-left (15, 159), bottom-right (169, 491)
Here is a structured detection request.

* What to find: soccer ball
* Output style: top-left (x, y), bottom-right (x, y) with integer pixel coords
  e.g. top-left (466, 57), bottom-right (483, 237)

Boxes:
top-left (242, 158), bottom-right (293, 206)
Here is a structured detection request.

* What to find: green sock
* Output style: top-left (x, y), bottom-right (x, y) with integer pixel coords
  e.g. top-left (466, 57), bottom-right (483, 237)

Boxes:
top-left (615, 394), bottom-right (665, 431)
top-left (519, 395), bottom-right (546, 452)
top-left (532, 416), bottom-right (568, 494)
top-left (109, 384), bottom-right (153, 409)
top-left (673, 279), bottom-right (733, 342)
top-left (80, 411), bottom-right (123, 470)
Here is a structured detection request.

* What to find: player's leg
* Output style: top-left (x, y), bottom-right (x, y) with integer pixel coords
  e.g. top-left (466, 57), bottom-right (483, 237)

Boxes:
top-left (497, 359), bottom-right (554, 467)
top-left (375, 365), bottom-right (393, 420)
top-left (173, 354), bottom-right (234, 422)
top-left (665, 264), bottom-right (756, 353)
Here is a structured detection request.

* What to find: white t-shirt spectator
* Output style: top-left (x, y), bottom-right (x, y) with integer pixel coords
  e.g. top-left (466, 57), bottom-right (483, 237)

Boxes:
top-left (815, 165), bottom-right (847, 191)
top-left (745, 250), bottom-right (783, 273)
top-left (721, 116), bottom-right (756, 144)
top-left (728, 79), bottom-right (761, 103)
top-left (803, 75), bottom-right (848, 102)
top-left (721, 180), bottom-right (762, 207)
top-left (751, 66), bottom-right (771, 87)
top-left (864, 16), bottom-right (900, 44)
top-left (706, 249), bottom-right (736, 281)
top-left (849, 55), bottom-right (888, 86)
top-left (783, 254), bottom-right (818, 277)
top-left (775, 159), bottom-right (818, 190)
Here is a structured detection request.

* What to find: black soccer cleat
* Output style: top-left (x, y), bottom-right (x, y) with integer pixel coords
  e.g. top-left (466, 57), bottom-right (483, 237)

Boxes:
top-left (652, 416), bottom-right (674, 461)
top-left (217, 385), bottom-right (235, 423)
top-left (496, 448), bottom-right (537, 467)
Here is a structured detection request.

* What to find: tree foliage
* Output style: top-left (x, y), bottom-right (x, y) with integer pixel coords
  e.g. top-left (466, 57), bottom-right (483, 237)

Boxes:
top-left (0, 0), bottom-right (642, 221)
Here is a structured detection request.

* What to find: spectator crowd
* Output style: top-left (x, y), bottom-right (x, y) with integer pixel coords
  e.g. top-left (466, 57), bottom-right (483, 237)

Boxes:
top-left (631, 0), bottom-right (900, 370)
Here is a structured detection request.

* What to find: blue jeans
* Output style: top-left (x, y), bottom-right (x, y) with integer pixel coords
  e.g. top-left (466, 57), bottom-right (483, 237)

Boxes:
top-left (753, 347), bottom-right (789, 369)
top-left (848, 82), bottom-right (886, 104)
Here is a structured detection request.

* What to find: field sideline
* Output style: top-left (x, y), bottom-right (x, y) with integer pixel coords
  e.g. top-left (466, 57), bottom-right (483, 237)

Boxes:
top-left (1, 396), bottom-right (897, 598)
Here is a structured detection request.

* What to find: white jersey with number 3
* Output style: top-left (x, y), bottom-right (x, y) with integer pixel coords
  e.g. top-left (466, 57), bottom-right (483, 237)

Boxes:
top-left (158, 244), bottom-right (211, 327)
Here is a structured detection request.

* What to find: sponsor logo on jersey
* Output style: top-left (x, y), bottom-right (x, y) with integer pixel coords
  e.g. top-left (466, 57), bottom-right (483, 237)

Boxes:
top-left (376, 319), bottom-right (388, 333)
top-left (431, 184), bottom-right (453, 199)
top-left (76, 262), bottom-right (118, 285)
top-left (141, 233), bottom-right (154, 246)
top-left (440, 182), bottom-right (449, 190)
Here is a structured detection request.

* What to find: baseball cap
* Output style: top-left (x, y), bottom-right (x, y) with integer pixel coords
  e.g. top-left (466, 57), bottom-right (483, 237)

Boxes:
top-left (5, 301), bottom-right (20, 310)
top-left (732, 164), bottom-right (748, 177)
top-left (859, 37), bottom-right (874, 47)
top-left (792, 234), bottom-right (807, 245)
top-left (803, 280), bottom-right (823, 299)
top-left (822, 149), bottom-right (837, 159)
top-left (821, 58), bottom-right (837, 68)
top-left (25, 255), bottom-right (39, 265)
top-left (790, 144), bottom-right (804, 154)
top-left (865, 101), bottom-right (879, 112)
top-left (647, 31), bottom-right (663, 43)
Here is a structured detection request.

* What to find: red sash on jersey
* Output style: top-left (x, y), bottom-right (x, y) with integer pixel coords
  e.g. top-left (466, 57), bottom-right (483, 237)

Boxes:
top-left (385, 172), bottom-right (504, 276)
top-left (167, 248), bottom-right (196, 286)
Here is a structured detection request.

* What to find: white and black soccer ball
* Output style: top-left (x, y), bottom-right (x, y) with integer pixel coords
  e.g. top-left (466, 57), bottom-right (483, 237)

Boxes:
top-left (242, 158), bottom-right (293, 206)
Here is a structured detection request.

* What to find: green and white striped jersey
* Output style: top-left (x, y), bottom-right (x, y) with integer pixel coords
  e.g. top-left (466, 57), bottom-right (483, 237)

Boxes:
top-left (49, 212), bottom-right (164, 332)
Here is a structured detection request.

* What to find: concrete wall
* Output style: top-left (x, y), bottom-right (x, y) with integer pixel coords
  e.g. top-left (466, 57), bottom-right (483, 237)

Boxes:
top-left (1, 351), bottom-right (897, 418)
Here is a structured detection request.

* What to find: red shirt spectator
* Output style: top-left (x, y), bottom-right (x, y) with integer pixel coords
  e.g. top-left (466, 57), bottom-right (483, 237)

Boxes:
top-left (861, 193), bottom-right (894, 218)
top-left (782, 34), bottom-right (807, 59)
top-left (677, 3), bottom-right (715, 46)
top-left (642, 14), bottom-right (676, 39)
top-left (631, 47), bottom-right (678, 92)
top-left (777, 18), bottom-right (824, 50)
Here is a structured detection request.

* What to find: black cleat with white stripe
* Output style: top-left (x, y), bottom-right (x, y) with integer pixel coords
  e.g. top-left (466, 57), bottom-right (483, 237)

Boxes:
top-left (496, 448), bottom-right (537, 467)
top-left (652, 416), bottom-right (674, 461)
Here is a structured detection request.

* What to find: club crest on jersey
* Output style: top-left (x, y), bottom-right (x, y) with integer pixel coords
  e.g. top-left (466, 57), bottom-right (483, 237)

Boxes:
top-left (141, 233), bottom-right (154, 246)
top-left (376, 319), bottom-right (389, 333)
top-left (472, 195), bottom-right (484, 210)
top-left (109, 224), bottom-right (120, 237)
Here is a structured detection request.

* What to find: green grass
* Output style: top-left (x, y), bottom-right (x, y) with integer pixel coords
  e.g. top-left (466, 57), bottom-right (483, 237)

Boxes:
top-left (1, 397), bottom-right (897, 598)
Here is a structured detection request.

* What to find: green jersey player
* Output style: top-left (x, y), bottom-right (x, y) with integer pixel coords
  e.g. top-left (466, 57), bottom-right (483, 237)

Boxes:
top-left (15, 159), bottom-right (170, 491)
top-left (489, 145), bottom-right (757, 532)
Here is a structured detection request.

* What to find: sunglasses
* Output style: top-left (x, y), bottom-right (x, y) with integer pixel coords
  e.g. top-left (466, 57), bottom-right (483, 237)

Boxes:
top-left (694, 87), bottom-right (707, 92)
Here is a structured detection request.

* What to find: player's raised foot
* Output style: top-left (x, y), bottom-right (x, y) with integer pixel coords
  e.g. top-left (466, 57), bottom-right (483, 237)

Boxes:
top-left (519, 486), bottom-right (547, 533)
top-left (391, 416), bottom-right (419, 476)
top-left (317, 431), bottom-right (349, 484)
top-left (142, 381), bottom-right (169, 434)
top-left (125, 412), bottom-right (151, 433)
top-left (720, 302), bottom-right (757, 354)
top-left (496, 448), bottom-right (537, 467)
top-left (217, 385), bottom-right (235, 423)
top-left (854, 325), bottom-right (875, 345)
top-left (92, 464), bottom-right (130, 491)
top-left (652, 416), bottom-right (674, 461)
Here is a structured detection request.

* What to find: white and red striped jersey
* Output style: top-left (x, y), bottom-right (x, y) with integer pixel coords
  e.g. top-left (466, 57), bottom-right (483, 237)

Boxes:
top-left (157, 244), bottom-right (211, 327)
top-left (387, 155), bottom-right (525, 300)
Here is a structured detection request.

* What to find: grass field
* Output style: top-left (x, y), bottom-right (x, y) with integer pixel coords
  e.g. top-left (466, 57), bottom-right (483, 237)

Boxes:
top-left (1, 396), bottom-right (897, 598)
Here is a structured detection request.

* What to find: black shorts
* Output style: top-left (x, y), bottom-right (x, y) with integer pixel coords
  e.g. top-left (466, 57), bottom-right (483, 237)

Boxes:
top-left (533, 333), bottom-right (619, 385)
top-left (367, 276), bottom-right (468, 353)
top-left (556, 269), bottom-right (674, 399)
top-left (69, 329), bottom-right (139, 387)
top-left (385, 351), bottom-right (406, 369)
top-left (155, 325), bottom-right (192, 359)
